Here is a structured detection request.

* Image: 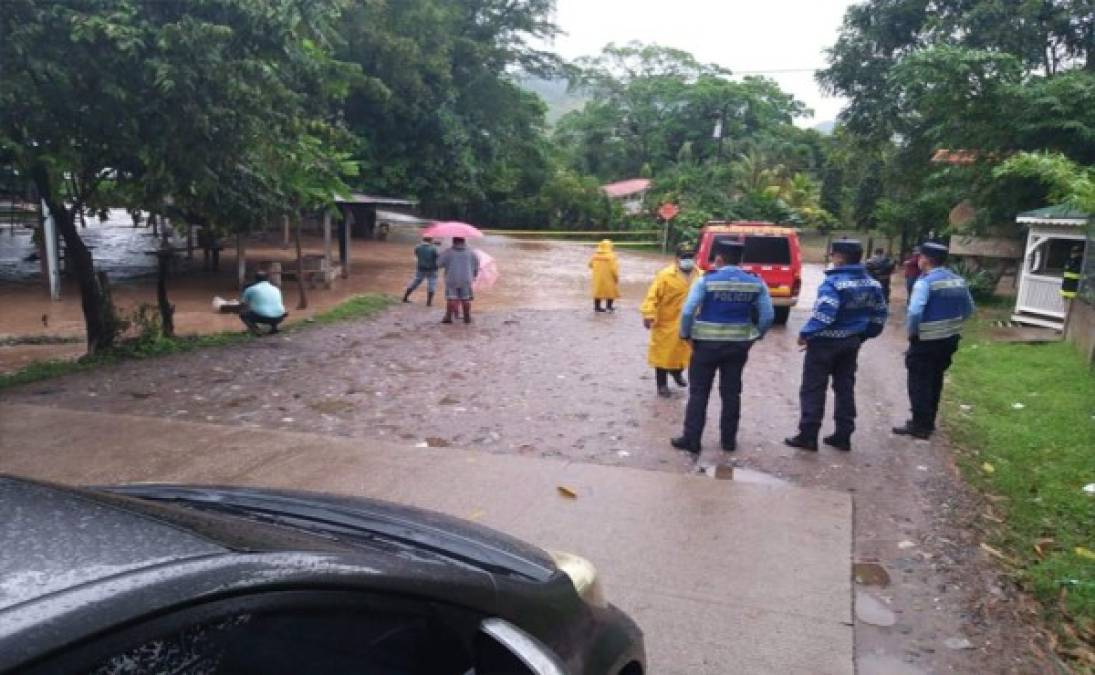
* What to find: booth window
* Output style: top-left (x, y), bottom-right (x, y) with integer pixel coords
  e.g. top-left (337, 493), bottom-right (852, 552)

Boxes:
top-left (1030, 239), bottom-right (1077, 275)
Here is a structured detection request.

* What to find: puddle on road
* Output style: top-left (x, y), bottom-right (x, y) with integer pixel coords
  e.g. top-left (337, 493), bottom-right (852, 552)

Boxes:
top-left (854, 561), bottom-right (892, 587)
top-left (696, 463), bottom-right (790, 487)
top-left (856, 589), bottom-right (897, 627)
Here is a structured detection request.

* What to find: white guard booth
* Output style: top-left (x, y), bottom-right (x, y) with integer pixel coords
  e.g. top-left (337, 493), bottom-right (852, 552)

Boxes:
top-left (1012, 205), bottom-right (1090, 330)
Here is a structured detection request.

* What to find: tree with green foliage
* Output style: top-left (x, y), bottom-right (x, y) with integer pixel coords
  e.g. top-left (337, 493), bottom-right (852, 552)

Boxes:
top-left (556, 42), bottom-right (808, 181)
top-left (333, 0), bottom-right (559, 225)
top-left (818, 0), bottom-right (1095, 247)
top-left (0, 0), bottom-right (355, 353)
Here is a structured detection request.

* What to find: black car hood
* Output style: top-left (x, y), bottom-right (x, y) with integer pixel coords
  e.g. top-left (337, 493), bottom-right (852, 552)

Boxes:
top-left (99, 484), bottom-right (557, 582)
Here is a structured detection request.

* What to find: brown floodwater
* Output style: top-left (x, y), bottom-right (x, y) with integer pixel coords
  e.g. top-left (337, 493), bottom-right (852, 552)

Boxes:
top-left (0, 225), bottom-right (670, 371)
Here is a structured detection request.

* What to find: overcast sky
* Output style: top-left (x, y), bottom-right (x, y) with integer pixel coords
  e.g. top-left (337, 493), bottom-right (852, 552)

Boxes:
top-left (544, 0), bottom-right (856, 127)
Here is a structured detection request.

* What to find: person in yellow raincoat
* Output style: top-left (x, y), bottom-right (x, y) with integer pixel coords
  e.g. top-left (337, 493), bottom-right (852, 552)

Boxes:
top-left (588, 239), bottom-right (620, 312)
top-left (641, 245), bottom-right (696, 397)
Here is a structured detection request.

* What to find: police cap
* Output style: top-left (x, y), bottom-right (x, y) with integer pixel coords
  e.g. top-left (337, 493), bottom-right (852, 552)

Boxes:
top-left (830, 239), bottom-right (863, 256)
top-left (920, 241), bottom-right (949, 263)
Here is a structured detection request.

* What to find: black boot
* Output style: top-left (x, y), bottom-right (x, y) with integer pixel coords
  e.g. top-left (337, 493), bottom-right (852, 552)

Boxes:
top-left (594, 299), bottom-right (605, 313)
top-left (655, 369), bottom-right (671, 398)
top-left (784, 433), bottom-right (818, 451)
top-left (402, 289), bottom-right (412, 303)
top-left (606, 299), bottom-right (615, 312)
top-left (462, 300), bottom-right (472, 324)
top-left (892, 421), bottom-right (931, 439)
top-left (823, 433), bottom-right (852, 452)
top-left (671, 369), bottom-right (688, 387)
top-left (670, 436), bottom-right (701, 454)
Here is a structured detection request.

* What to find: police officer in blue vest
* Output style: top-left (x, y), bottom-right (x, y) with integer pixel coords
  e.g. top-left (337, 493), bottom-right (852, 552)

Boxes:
top-left (673, 240), bottom-right (774, 454)
top-left (785, 239), bottom-right (888, 452)
top-left (893, 242), bottom-right (974, 439)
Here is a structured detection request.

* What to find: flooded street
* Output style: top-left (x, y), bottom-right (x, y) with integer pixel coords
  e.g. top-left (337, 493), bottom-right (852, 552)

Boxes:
top-left (0, 232), bottom-right (1050, 672)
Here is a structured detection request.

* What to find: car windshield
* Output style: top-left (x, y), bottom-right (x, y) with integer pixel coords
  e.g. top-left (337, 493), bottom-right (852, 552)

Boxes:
top-left (708, 234), bottom-right (791, 264)
top-left (743, 236), bottom-right (791, 264)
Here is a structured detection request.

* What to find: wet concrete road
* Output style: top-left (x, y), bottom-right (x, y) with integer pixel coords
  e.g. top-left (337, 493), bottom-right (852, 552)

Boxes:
top-left (0, 237), bottom-right (1052, 673)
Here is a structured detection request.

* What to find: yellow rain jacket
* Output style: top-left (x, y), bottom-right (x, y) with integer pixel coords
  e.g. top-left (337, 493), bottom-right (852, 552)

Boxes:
top-left (640, 264), bottom-right (694, 369)
top-left (588, 240), bottom-right (620, 299)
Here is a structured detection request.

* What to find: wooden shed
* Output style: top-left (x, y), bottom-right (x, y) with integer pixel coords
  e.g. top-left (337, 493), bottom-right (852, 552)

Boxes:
top-left (1012, 205), bottom-right (1090, 330)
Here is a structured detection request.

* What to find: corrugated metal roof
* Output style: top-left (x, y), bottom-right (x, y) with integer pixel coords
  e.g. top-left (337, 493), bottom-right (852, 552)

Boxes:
top-left (1016, 204), bottom-right (1089, 225)
top-left (601, 178), bottom-right (652, 198)
top-left (335, 192), bottom-right (417, 206)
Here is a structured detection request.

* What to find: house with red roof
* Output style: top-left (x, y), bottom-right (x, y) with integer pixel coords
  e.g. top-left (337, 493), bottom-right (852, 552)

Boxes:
top-left (601, 178), bottom-right (652, 215)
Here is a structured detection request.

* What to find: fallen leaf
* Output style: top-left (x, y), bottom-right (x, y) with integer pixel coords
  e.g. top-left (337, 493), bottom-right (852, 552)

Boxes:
top-left (1075, 546), bottom-right (1095, 561)
top-left (467, 509), bottom-right (486, 522)
top-left (980, 542), bottom-right (1015, 563)
top-left (982, 462), bottom-right (995, 474)
top-left (557, 485), bottom-right (578, 499)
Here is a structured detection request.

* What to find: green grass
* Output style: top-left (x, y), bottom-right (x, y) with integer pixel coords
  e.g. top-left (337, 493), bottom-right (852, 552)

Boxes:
top-left (0, 293), bottom-right (395, 390)
top-left (944, 313), bottom-right (1095, 644)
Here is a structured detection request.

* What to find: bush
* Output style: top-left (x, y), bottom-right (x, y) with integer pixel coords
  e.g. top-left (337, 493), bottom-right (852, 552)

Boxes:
top-left (950, 259), bottom-right (997, 301)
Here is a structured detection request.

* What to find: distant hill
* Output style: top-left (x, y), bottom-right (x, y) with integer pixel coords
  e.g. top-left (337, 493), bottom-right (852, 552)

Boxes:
top-left (517, 76), bottom-right (589, 127)
top-left (812, 120), bottom-right (836, 135)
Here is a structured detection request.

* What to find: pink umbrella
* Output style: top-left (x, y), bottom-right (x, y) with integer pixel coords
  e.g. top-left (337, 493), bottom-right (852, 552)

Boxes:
top-left (422, 221), bottom-right (484, 239)
top-left (474, 249), bottom-right (499, 290)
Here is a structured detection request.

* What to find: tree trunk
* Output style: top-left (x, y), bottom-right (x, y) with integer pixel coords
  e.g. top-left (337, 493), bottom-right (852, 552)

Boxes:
top-left (294, 213), bottom-right (308, 310)
top-left (156, 249), bottom-right (175, 339)
top-left (32, 167), bottom-right (118, 354)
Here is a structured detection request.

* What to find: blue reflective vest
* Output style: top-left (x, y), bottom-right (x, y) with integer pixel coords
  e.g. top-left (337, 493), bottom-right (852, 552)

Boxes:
top-left (691, 266), bottom-right (767, 341)
top-left (912, 267), bottom-right (974, 340)
top-left (800, 264), bottom-right (888, 340)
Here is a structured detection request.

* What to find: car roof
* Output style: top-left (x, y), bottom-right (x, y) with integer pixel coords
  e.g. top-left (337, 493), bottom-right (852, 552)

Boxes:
top-left (703, 222), bottom-right (799, 237)
top-left (0, 477), bottom-right (226, 612)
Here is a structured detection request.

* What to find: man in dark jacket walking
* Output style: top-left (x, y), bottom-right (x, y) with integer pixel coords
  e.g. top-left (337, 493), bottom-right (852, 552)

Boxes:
top-left (785, 240), bottom-right (888, 452)
top-left (402, 236), bottom-right (440, 306)
top-left (865, 247), bottom-right (895, 304)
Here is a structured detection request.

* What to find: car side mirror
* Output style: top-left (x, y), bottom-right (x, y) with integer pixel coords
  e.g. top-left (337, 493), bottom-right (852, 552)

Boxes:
top-left (472, 618), bottom-right (567, 675)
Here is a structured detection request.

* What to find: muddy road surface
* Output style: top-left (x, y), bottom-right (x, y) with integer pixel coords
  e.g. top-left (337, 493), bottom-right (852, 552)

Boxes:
top-left (1, 236), bottom-right (1053, 673)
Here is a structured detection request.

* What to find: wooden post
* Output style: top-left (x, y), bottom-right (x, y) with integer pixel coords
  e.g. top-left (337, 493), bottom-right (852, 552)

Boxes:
top-left (41, 199), bottom-right (61, 301)
top-left (322, 210), bottom-right (332, 275)
top-left (340, 211), bottom-right (351, 279)
top-left (236, 233), bottom-right (246, 289)
top-left (268, 261), bottom-right (282, 287)
top-left (282, 214), bottom-right (290, 250)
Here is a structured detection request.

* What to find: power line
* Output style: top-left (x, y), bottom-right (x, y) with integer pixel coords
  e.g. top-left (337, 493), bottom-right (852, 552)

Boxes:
top-left (731, 68), bottom-right (822, 74)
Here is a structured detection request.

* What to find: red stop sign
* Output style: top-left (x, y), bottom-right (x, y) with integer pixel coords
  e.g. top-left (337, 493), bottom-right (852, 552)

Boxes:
top-left (658, 203), bottom-right (680, 220)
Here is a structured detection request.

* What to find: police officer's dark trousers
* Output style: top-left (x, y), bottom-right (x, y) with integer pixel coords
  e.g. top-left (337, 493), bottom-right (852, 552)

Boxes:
top-left (906, 335), bottom-right (959, 431)
top-left (798, 336), bottom-right (862, 439)
top-left (682, 340), bottom-right (752, 447)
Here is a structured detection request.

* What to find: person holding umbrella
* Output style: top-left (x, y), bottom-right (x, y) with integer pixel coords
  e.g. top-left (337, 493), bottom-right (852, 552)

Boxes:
top-left (421, 221), bottom-right (486, 324)
top-left (438, 236), bottom-right (480, 324)
top-left (589, 239), bottom-right (620, 312)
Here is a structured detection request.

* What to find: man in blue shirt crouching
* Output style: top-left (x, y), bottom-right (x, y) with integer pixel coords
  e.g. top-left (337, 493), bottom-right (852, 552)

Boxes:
top-left (240, 271), bottom-right (287, 335)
